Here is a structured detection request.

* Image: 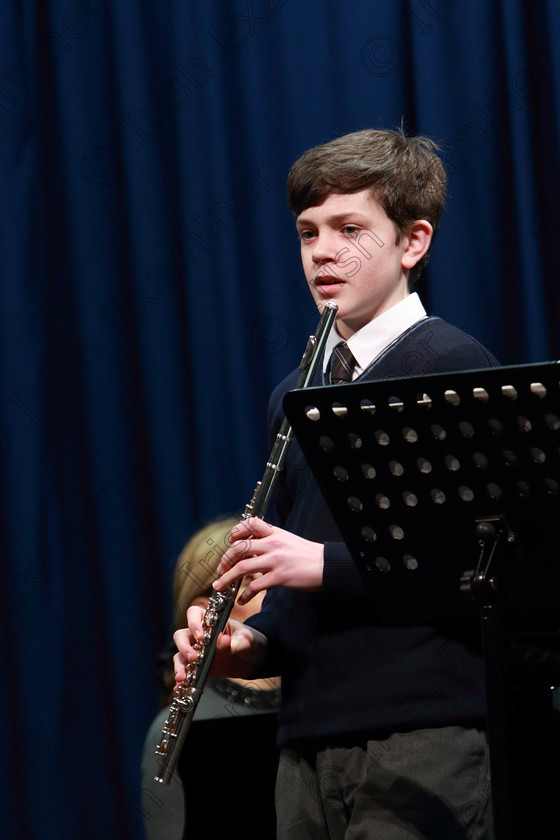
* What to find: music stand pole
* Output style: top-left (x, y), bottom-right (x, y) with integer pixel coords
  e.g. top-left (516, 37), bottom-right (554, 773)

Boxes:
top-left (461, 516), bottom-right (518, 840)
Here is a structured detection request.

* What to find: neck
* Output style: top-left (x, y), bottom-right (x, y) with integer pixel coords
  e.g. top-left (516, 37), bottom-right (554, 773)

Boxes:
top-left (335, 291), bottom-right (412, 340)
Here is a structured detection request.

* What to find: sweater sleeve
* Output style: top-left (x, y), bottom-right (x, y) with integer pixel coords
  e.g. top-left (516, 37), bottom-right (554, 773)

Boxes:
top-left (321, 540), bottom-right (372, 598)
top-left (243, 588), bottom-right (288, 678)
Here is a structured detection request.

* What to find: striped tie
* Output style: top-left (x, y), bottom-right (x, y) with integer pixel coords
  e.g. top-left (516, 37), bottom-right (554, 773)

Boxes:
top-left (329, 342), bottom-right (356, 384)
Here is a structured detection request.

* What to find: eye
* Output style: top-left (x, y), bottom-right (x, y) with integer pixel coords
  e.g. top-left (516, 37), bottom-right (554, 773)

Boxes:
top-left (298, 229), bottom-right (316, 241)
top-left (342, 225), bottom-right (360, 237)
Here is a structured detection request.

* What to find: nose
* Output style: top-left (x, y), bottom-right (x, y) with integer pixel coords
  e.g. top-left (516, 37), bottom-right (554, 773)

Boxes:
top-left (311, 230), bottom-right (339, 264)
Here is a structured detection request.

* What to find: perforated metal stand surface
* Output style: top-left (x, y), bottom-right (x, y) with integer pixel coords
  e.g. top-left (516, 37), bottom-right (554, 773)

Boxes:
top-left (284, 361), bottom-right (560, 840)
top-left (284, 361), bottom-right (560, 623)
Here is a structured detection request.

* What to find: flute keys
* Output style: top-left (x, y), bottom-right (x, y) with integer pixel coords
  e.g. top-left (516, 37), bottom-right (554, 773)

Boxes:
top-left (155, 732), bottom-right (171, 756)
top-left (204, 608), bottom-right (218, 627)
top-left (192, 642), bottom-right (205, 666)
top-left (176, 693), bottom-right (196, 712)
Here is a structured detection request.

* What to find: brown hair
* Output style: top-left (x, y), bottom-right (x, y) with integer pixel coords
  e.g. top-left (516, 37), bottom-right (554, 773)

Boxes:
top-left (287, 127), bottom-right (447, 285)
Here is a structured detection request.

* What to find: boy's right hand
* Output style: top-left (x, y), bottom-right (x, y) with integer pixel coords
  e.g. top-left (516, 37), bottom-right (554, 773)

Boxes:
top-left (173, 605), bottom-right (268, 683)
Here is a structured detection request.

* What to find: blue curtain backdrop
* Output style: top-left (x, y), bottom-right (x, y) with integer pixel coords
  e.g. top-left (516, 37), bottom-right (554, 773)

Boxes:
top-left (1, 0), bottom-right (559, 837)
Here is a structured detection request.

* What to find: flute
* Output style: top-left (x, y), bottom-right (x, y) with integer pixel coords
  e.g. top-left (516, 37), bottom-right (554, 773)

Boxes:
top-left (154, 300), bottom-right (338, 784)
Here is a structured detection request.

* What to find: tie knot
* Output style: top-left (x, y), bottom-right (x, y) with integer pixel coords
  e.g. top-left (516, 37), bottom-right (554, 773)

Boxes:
top-left (329, 342), bottom-right (356, 384)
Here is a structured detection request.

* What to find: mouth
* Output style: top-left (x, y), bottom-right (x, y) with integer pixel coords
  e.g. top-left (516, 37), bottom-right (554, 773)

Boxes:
top-left (313, 273), bottom-right (345, 291)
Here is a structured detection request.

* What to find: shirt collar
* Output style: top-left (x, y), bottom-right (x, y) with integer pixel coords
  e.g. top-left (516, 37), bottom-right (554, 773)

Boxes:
top-left (323, 293), bottom-right (427, 376)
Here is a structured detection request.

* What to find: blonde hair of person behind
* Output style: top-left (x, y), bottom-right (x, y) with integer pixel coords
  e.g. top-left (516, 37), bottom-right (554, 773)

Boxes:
top-left (172, 516), bottom-right (238, 631)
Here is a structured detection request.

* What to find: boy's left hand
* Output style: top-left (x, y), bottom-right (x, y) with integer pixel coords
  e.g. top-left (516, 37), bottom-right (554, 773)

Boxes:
top-left (213, 517), bottom-right (324, 604)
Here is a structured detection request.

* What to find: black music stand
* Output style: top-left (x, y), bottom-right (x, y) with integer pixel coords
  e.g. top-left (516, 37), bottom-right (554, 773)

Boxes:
top-left (283, 361), bottom-right (560, 840)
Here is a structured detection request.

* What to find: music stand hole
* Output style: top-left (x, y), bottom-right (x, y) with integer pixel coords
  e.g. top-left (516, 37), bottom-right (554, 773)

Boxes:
top-left (530, 382), bottom-right (547, 398)
top-left (502, 385), bottom-right (518, 400)
top-left (361, 463), bottom-right (376, 479)
top-left (501, 449), bottom-right (518, 467)
top-left (361, 526), bottom-right (377, 543)
top-left (347, 432), bottom-right (362, 449)
top-left (545, 413), bottom-right (560, 431)
top-left (430, 488), bottom-right (446, 504)
top-left (473, 452), bottom-right (488, 469)
top-left (403, 491), bottom-right (418, 507)
top-left (459, 421), bottom-right (475, 438)
top-left (360, 399), bottom-right (376, 414)
top-left (305, 406), bottom-right (321, 421)
top-left (473, 387), bottom-right (489, 402)
top-left (319, 435), bottom-right (335, 453)
top-left (487, 483), bottom-right (503, 500)
top-left (416, 392), bottom-right (432, 408)
top-left (389, 460), bottom-right (404, 477)
top-left (388, 396), bottom-right (404, 412)
top-left (444, 389), bottom-right (461, 406)
top-left (416, 457), bottom-right (432, 474)
top-left (403, 555), bottom-right (418, 571)
top-left (376, 493), bottom-right (391, 509)
top-left (333, 466), bottom-right (349, 482)
top-left (545, 479), bottom-right (559, 495)
top-left (445, 455), bottom-right (461, 471)
top-left (347, 496), bottom-right (363, 512)
top-left (516, 481), bottom-right (531, 498)
top-left (375, 430), bottom-right (390, 446)
top-left (517, 416), bottom-right (532, 433)
top-left (402, 426), bottom-right (418, 443)
top-left (488, 418), bottom-right (503, 434)
top-left (375, 557), bottom-right (391, 572)
top-left (459, 486), bottom-right (474, 502)
top-left (389, 524), bottom-right (405, 540)
top-left (332, 403), bottom-right (348, 418)
top-left (431, 424), bottom-right (446, 440)
top-left (530, 447), bottom-right (546, 464)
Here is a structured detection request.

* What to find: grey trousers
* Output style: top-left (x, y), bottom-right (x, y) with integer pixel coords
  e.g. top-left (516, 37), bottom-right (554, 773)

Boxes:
top-left (275, 726), bottom-right (493, 840)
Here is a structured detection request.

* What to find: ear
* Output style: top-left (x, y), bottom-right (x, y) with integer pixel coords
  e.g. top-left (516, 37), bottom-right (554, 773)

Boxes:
top-left (401, 220), bottom-right (433, 270)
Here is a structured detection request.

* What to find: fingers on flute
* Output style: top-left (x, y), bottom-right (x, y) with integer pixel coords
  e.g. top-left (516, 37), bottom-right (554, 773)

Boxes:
top-left (173, 624), bottom-right (199, 664)
top-left (173, 649), bottom-right (189, 683)
top-left (185, 605), bottom-right (206, 640)
top-left (218, 539), bottom-right (253, 575)
top-left (230, 518), bottom-right (272, 542)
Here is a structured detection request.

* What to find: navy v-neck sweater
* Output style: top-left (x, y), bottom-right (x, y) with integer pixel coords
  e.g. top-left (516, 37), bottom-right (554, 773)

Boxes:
top-left (246, 317), bottom-right (500, 748)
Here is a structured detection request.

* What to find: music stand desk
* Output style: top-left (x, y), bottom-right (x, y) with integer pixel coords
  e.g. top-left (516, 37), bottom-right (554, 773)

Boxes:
top-left (283, 361), bottom-right (560, 839)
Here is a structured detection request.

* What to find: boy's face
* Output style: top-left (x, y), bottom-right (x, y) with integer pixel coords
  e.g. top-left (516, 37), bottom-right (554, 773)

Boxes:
top-left (296, 190), bottom-right (421, 339)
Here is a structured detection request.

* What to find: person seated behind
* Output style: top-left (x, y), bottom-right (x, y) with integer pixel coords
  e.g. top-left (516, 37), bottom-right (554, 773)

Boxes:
top-left (141, 516), bottom-right (280, 840)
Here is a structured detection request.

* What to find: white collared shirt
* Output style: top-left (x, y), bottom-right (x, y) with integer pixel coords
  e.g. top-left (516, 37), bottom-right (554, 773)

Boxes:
top-left (322, 293), bottom-right (427, 379)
